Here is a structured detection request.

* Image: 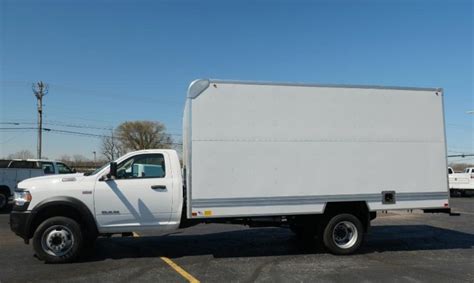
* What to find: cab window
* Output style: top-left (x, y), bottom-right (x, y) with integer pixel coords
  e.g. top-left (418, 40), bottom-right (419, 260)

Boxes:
top-left (116, 154), bottom-right (166, 179)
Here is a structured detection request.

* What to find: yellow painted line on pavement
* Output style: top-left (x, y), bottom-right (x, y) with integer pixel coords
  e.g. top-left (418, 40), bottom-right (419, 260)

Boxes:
top-left (132, 232), bottom-right (200, 283)
top-left (160, 257), bottom-right (200, 283)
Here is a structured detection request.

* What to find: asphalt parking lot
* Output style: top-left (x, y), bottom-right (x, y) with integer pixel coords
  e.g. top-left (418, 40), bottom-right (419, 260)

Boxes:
top-left (0, 198), bottom-right (473, 283)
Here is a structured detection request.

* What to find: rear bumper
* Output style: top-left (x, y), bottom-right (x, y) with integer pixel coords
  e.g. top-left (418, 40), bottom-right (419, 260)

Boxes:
top-left (10, 210), bottom-right (35, 243)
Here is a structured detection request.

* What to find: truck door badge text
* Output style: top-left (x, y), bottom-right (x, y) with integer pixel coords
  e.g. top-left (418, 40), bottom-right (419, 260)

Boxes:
top-left (101, 210), bottom-right (120, 215)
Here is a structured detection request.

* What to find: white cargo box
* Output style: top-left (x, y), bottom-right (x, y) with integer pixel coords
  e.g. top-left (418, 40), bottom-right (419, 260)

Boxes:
top-left (183, 80), bottom-right (449, 218)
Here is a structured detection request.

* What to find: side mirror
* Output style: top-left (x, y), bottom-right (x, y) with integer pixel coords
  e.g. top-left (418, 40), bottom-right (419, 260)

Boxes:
top-left (71, 168), bottom-right (77, 173)
top-left (107, 162), bottom-right (117, 179)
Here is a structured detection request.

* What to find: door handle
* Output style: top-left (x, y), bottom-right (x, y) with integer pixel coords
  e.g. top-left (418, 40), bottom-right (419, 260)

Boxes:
top-left (151, 185), bottom-right (167, 190)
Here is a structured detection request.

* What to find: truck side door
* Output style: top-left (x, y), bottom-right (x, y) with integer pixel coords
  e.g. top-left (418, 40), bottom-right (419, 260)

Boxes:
top-left (94, 153), bottom-right (174, 230)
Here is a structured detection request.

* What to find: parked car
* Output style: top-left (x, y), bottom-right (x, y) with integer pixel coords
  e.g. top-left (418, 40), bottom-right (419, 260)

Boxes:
top-left (0, 159), bottom-right (74, 209)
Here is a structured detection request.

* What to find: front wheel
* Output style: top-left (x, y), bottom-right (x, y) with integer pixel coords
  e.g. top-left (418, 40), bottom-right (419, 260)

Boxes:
top-left (32, 216), bottom-right (83, 263)
top-left (322, 214), bottom-right (364, 255)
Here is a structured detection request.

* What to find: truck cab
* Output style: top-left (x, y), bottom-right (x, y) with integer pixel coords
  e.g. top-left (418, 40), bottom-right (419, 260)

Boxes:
top-left (10, 149), bottom-right (183, 262)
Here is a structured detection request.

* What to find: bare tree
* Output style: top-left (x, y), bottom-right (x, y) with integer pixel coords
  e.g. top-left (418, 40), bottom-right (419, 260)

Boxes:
top-left (116, 121), bottom-right (173, 151)
top-left (101, 133), bottom-right (122, 161)
top-left (7, 150), bottom-right (35, 159)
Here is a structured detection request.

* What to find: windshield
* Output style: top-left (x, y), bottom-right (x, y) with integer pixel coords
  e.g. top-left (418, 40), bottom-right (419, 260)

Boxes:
top-left (85, 162), bottom-right (109, 176)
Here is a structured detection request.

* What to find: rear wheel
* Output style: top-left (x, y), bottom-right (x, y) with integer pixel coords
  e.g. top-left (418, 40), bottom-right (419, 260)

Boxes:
top-left (33, 216), bottom-right (83, 263)
top-left (322, 213), bottom-right (364, 255)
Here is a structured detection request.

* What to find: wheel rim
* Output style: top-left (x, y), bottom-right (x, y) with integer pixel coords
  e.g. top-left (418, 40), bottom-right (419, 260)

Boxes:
top-left (0, 194), bottom-right (6, 208)
top-left (332, 221), bottom-right (358, 249)
top-left (41, 225), bottom-right (75, 257)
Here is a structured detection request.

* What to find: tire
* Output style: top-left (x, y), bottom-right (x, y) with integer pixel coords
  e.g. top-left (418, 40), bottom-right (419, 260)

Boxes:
top-left (32, 216), bottom-right (83, 263)
top-left (0, 192), bottom-right (7, 210)
top-left (322, 213), bottom-right (364, 255)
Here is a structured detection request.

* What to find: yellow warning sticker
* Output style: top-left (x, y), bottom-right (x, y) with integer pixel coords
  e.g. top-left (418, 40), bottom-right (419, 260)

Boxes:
top-left (204, 210), bottom-right (212, 216)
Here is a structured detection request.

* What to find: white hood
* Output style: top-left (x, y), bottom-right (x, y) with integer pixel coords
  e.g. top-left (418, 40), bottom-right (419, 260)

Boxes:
top-left (17, 173), bottom-right (85, 190)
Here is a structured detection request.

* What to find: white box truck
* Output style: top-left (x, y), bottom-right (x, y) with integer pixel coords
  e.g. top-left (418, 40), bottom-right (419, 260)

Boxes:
top-left (10, 79), bottom-right (451, 263)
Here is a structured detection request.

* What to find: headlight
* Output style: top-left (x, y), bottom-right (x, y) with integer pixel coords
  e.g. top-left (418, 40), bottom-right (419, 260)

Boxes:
top-left (14, 191), bottom-right (32, 206)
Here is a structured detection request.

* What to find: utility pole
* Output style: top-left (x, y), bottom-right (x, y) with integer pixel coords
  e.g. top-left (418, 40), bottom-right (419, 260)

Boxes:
top-left (32, 81), bottom-right (48, 159)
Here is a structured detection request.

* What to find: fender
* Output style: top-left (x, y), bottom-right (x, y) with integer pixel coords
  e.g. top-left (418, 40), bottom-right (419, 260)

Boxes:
top-left (27, 196), bottom-right (98, 239)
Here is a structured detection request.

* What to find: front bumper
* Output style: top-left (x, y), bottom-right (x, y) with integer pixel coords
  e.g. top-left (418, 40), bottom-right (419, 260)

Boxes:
top-left (10, 210), bottom-right (35, 243)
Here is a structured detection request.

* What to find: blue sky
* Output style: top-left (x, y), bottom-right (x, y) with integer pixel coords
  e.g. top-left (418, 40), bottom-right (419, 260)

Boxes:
top-left (0, 0), bottom-right (472, 162)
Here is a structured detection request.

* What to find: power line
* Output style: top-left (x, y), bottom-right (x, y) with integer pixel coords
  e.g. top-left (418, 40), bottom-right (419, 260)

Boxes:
top-left (0, 127), bottom-right (39, 130)
top-left (0, 122), bottom-right (182, 136)
top-left (447, 154), bottom-right (474, 158)
top-left (2, 121), bottom-right (112, 131)
top-left (0, 122), bottom-right (20, 125)
top-left (3, 118), bottom-right (182, 134)
top-left (45, 130), bottom-right (183, 145)
top-left (48, 128), bottom-right (106, 138)
top-left (0, 127), bottom-right (182, 145)
top-left (1, 120), bottom-right (114, 130)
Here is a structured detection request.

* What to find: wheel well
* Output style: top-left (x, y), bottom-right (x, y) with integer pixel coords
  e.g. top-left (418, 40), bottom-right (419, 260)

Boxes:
top-left (323, 201), bottom-right (371, 231)
top-left (30, 204), bottom-right (94, 238)
top-left (0, 186), bottom-right (11, 197)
